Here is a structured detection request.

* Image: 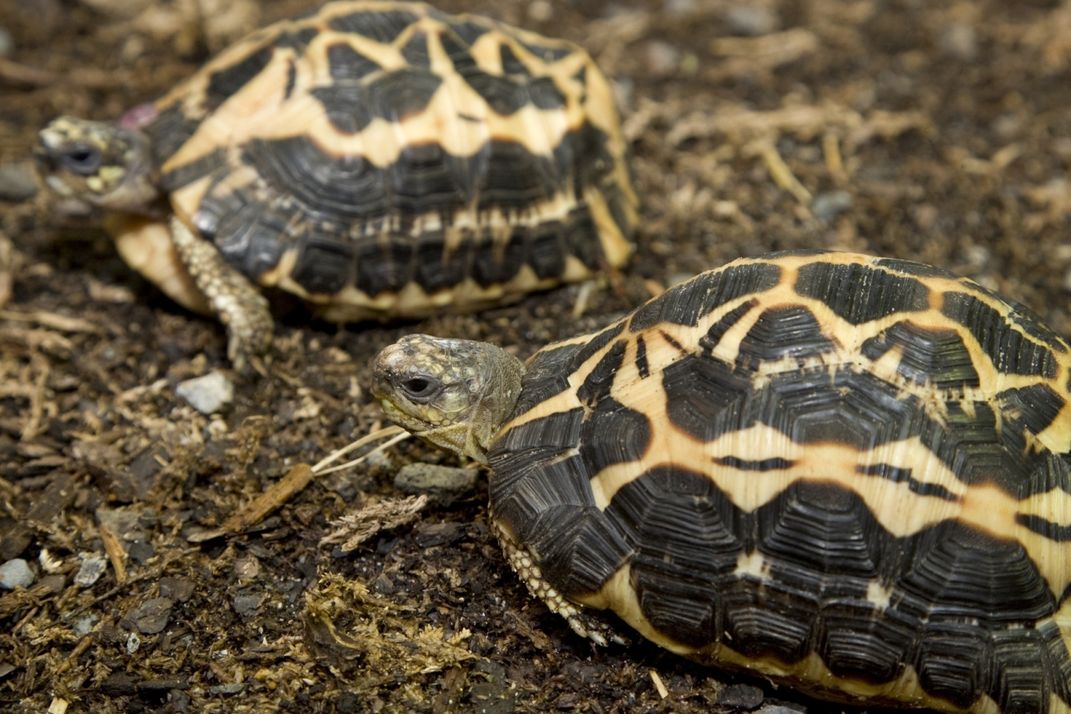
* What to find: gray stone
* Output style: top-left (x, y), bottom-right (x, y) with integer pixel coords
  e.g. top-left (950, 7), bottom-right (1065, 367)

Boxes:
top-left (0, 558), bottom-right (34, 589)
top-left (394, 463), bottom-right (478, 505)
top-left (0, 162), bottom-right (38, 202)
top-left (725, 5), bottom-right (778, 36)
top-left (74, 553), bottom-right (107, 587)
top-left (72, 614), bottom-right (99, 637)
top-left (127, 597), bottom-right (174, 634)
top-left (811, 190), bottom-right (853, 221)
top-left (176, 371), bottom-right (234, 414)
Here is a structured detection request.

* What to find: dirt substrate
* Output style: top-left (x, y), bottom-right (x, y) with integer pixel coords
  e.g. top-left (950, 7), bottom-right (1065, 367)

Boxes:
top-left (2, 0), bottom-right (1071, 712)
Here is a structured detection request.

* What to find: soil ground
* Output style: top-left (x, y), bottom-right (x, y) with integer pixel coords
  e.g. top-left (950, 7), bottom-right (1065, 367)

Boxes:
top-left (2, 0), bottom-right (1071, 712)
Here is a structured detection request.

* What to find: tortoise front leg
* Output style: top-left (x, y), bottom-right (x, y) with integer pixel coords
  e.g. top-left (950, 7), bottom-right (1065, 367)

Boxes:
top-left (494, 521), bottom-right (628, 647)
top-left (168, 216), bottom-right (273, 370)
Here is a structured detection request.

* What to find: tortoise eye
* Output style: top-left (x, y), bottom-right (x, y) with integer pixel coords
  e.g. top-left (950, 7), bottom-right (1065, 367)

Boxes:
top-left (60, 144), bottom-right (102, 175)
top-left (400, 375), bottom-right (441, 403)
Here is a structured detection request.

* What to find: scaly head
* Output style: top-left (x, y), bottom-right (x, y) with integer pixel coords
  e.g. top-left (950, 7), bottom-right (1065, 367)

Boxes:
top-left (35, 116), bottom-right (158, 212)
top-left (371, 335), bottom-right (526, 463)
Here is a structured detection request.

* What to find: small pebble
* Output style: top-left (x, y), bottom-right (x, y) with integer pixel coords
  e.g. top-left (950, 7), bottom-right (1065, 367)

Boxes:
top-left (394, 463), bottom-right (478, 505)
top-left (126, 632), bottom-right (140, 654)
top-left (725, 4), bottom-right (778, 36)
top-left (0, 558), bottom-right (34, 590)
top-left (0, 27), bottom-right (12, 57)
top-left (127, 597), bottom-right (174, 634)
top-left (756, 705), bottom-right (807, 714)
top-left (176, 371), bottom-right (234, 414)
top-left (233, 591), bottom-right (265, 618)
top-left (717, 682), bottom-right (765, 709)
top-left (73, 614), bottom-right (99, 637)
top-left (939, 22), bottom-right (977, 62)
top-left (127, 540), bottom-right (155, 565)
top-left (159, 575), bottom-right (195, 602)
top-left (208, 683), bottom-right (246, 696)
top-left (810, 190), bottom-right (853, 222)
top-left (74, 553), bottom-right (108, 587)
top-left (644, 40), bottom-right (680, 76)
top-left (0, 162), bottom-right (38, 202)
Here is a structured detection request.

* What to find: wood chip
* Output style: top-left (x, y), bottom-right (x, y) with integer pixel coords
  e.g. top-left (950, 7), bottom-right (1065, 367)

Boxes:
top-left (649, 669), bottom-right (669, 699)
top-left (98, 520), bottom-right (128, 585)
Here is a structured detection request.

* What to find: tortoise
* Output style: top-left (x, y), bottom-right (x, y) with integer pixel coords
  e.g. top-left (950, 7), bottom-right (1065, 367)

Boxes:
top-left (34, 1), bottom-right (636, 368)
top-left (372, 250), bottom-right (1071, 712)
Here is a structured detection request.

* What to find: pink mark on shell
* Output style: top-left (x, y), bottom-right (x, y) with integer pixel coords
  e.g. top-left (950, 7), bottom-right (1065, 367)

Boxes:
top-left (119, 103), bottom-right (159, 130)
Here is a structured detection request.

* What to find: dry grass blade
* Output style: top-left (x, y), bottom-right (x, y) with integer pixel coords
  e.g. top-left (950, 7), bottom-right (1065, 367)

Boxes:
top-left (311, 424), bottom-right (409, 475)
top-left (320, 494), bottom-right (429, 552)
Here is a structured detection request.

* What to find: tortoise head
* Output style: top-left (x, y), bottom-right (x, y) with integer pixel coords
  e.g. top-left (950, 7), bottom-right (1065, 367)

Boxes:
top-left (371, 334), bottom-right (526, 464)
top-left (35, 116), bottom-right (158, 212)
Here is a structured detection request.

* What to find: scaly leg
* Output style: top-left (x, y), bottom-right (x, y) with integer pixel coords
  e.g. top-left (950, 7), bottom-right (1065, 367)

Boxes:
top-left (494, 521), bottom-right (628, 647)
top-left (168, 216), bottom-right (273, 370)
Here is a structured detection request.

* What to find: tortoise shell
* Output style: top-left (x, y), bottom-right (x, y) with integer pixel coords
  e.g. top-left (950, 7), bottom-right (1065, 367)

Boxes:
top-left (489, 250), bottom-right (1071, 712)
top-left (140, 0), bottom-right (636, 317)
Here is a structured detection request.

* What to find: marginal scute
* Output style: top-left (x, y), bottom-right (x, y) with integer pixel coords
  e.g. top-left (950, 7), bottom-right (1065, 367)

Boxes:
top-left (326, 9), bottom-right (419, 42)
top-left (942, 291), bottom-right (1059, 378)
top-left (794, 261), bottom-right (930, 324)
top-left (628, 262), bottom-right (782, 331)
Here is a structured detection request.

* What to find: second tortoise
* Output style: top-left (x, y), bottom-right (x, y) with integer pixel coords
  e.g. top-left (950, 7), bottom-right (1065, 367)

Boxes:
top-left (373, 250), bottom-right (1071, 712)
top-left (34, 0), bottom-right (636, 366)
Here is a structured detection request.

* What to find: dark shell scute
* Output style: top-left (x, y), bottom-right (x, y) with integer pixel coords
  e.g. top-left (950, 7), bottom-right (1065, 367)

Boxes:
top-left (499, 44), bottom-right (529, 76)
top-left (459, 69), bottom-right (529, 115)
top-left (365, 68), bottom-right (443, 121)
top-left (439, 30), bottom-right (477, 71)
top-left (699, 299), bottom-right (757, 354)
top-left (400, 31), bottom-right (431, 70)
top-left (355, 237), bottom-right (413, 296)
top-left (629, 262), bottom-right (782, 332)
top-left (526, 223), bottom-right (567, 279)
top-left (662, 354), bottom-right (753, 442)
top-left (608, 467), bottom-right (742, 647)
top-left (860, 322), bottom-right (981, 389)
top-left (941, 291), bottom-right (1058, 378)
top-left (997, 383), bottom-right (1065, 446)
top-left (146, 105), bottom-right (202, 164)
top-left (874, 257), bottom-right (957, 278)
top-left (204, 45), bottom-right (274, 111)
top-left (310, 85), bottom-right (375, 133)
top-left (159, 148), bottom-right (227, 192)
top-left (412, 231), bottom-right (470, 292)
top-left (759, 369), bottom-right (922, 449)
top-left (578, 397), bottom-right (652, 473)
top-left (291, 236), bottom-right (355, 295)
top-left (204, 197), bottom-right (290, 280)
top-left (327, 10), bottom-right (419, 43)
top-left (734, 306), bottom-right (834, 372)
top-left (576, 340), bottom-right (626, 408)
top-left (527, 77), bottom-right (567, 110)
top-left (449, 19), bottom-right (490, 46)
top-left (327, 42), bottom-right (381, 81)
top-left (518, 39), bottom-right (573, 63)
top-left (471, 234), bottom-right (526, 286)
top-left (794, 261), bottom-right (930, 324)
